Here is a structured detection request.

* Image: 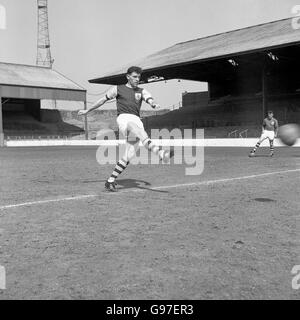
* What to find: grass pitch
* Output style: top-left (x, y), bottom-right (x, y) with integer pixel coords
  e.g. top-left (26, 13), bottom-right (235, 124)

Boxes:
top-left (0, 146), bottom-right (299, 299)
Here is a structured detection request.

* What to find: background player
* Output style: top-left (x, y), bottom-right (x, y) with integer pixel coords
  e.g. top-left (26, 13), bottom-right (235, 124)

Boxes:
top-left (78, 66), bottom-right (173, 191)
top-left (249, 110), bottom-right (278, 157)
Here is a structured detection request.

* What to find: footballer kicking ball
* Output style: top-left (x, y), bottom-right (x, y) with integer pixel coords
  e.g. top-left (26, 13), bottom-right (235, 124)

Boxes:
top-left (278, 124), bottom-right (300, 146)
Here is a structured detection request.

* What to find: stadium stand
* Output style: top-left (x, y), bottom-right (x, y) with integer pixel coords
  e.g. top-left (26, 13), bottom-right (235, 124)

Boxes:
top-left (142, 93), bottom-right (300, 138)
top-left (3, 108), bottom-right (84, 140)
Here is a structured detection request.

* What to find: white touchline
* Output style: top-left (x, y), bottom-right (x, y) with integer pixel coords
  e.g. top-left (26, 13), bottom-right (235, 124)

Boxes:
top-left (0, 169), bottom-right (299, 211)
top-left (0, 195), bottom-right (97, 211)
top-left (150, 168), bottom-right (300, 191)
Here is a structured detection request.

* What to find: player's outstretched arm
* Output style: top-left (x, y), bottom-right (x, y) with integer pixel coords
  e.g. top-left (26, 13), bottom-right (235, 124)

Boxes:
top-left (274, 120), bottom-right (279, 137)
top-left (143, 89), bottom-right (160, 109)
top-left (261, 119), bottom-right (266, 134)
top-left (78, 96), bottom-right (108, 116)
top-left (78, 86), bottom-right (117, 116)
top-left (148, 98), bottom-right (161, 109)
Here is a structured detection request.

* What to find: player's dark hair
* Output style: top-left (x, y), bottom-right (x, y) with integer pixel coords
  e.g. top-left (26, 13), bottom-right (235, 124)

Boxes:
top-left (127, 66), bottom-right (142, 75)
top-left (267, 110), bottom-right (273, 114)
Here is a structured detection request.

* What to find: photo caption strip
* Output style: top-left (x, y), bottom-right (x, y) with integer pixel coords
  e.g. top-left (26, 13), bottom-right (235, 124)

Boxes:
top-left (105, 303), bottom-right (194, 318)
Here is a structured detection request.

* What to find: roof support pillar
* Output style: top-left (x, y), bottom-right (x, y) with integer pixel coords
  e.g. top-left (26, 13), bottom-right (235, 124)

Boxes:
top-left (0, 87), bottom-right (4, 147)
top-left (262, 63), bottom-right (267, 119)
top-left (84, 99), bottom-right (88, 140)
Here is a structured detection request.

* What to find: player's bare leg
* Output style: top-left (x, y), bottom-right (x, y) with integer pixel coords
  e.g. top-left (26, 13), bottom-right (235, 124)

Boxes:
top-left (127, 122), bottom-right (174, 163)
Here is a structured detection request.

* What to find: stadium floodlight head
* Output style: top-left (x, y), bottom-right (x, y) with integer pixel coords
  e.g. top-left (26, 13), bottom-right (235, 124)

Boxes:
top-left (147, 75), bottom-right (165, 83)
top-left (267, 52), bottom-right (279, 61)
top-left (228, 59), bottom-right (239, 67)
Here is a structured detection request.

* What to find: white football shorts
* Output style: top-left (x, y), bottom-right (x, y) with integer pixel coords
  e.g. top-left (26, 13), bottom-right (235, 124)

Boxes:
top-left (260, 130), bottom-right (275, 141)
top-left (116, 113), bottom-right (145, 138)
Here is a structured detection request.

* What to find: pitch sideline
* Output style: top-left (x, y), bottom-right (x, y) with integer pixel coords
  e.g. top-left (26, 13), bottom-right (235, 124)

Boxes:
top-left (0, 168), bottom-right (299, 211)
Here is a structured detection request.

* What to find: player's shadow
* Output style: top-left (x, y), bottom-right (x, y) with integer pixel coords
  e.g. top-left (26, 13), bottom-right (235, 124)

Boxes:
top-left (116, 179), bottom-right (169, 193)
top-left (252, 155), bottom-right (273, 158)
top-left (82, 178), bottom-right (168, 193)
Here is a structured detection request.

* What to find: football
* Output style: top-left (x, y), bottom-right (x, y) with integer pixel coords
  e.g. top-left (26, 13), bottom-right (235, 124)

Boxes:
top-left (278, 123), bottom-right (300, 146)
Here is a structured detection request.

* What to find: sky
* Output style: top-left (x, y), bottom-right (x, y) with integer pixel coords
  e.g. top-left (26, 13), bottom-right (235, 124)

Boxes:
top-left (0, 0), bottom-right (299, 110)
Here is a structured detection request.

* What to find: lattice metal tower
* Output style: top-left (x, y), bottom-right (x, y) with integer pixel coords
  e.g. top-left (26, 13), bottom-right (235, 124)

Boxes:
top-left (36, 0), bottom-right (54, 67)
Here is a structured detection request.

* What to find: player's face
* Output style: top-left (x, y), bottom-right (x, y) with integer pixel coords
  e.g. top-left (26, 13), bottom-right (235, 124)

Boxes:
top-left (127, 72), bottom-right (141, 88)
top-left (268, 113), bottom-right (273, 119)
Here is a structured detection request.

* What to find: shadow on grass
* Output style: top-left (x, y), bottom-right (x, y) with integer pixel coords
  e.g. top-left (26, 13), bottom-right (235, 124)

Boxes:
top-left (116, 179), bottom-right (169, 193)
top-left (82, 178), bottom-right (168, 193)
top-left (248, 153), bottom-right (273, 158)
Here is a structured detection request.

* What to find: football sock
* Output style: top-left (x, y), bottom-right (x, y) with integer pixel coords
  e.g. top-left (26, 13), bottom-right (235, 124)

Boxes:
top-left (252, 142), bottom-right (260, 152)
top-left (270, 141), bottom-right (274, 153)
top-left (142, 138), bottom-right (165, 159)
top-left (108, 158), bottom-right (129, 182)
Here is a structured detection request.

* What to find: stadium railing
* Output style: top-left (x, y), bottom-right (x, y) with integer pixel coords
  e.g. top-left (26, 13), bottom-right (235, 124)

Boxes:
top-left (227, 130), bottom-right (238, 138)
top-left (239, 129), bottom-right (248, 138)
top-left (6, 132), bottom-right (86, 141)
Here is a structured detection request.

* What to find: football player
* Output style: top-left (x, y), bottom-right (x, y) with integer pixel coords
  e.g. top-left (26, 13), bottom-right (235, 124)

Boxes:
top-left (78, 66), bottom-right (174, 191)
top-left (249, 110), bottom-right (278, 157)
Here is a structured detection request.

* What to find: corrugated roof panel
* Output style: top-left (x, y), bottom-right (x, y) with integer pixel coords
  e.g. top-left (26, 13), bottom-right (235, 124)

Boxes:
top-left (0, 62), bottom-right (85, 91)
top-left (90, 17), bottom-right (300, 83)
